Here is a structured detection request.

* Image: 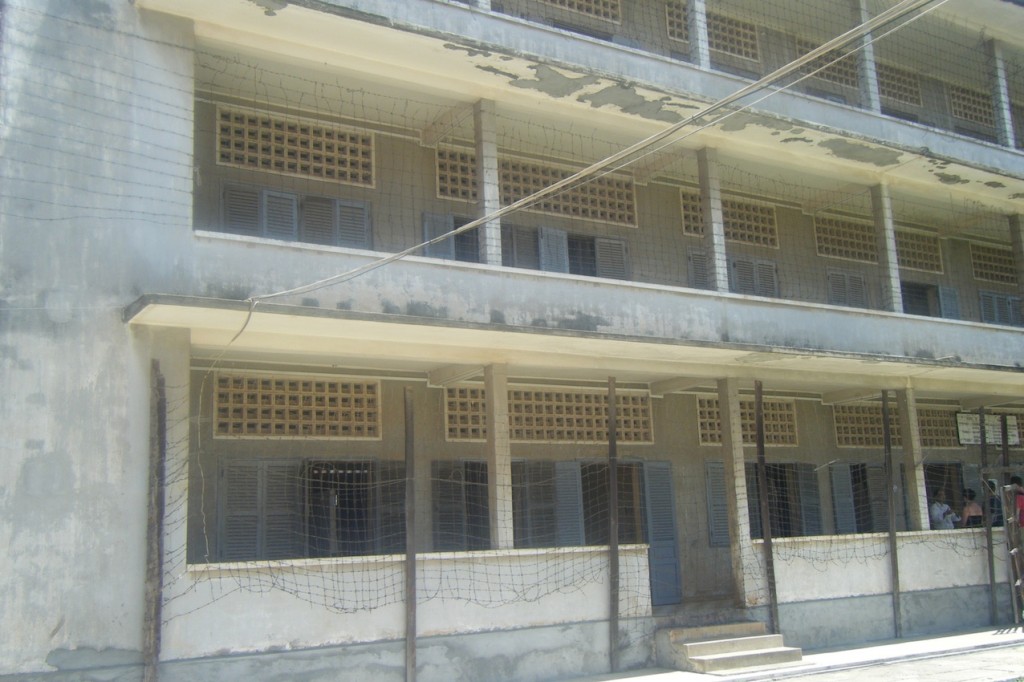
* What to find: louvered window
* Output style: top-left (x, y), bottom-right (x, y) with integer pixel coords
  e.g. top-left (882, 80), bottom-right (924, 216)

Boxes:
top-left (745, 462), bottom-right (822, 538)
top-left (432, 460), bottom-right (491, 551)
top-left (979, 291), bottom-right (1023, 326)
top-left (220, 185), bottom-right (370, 248)
top-left (827, 270), bottom-right (869, 309)
top-left (498, 225), bottom-right (629, 280)
top-left (729, 257), bottom-right (778, 297)
top-left (829, 462), bottom-right (901, 534)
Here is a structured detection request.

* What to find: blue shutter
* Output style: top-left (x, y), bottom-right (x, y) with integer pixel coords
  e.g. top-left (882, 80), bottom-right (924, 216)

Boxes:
top-left (796, 463), bottom-right (822, 535)
top-left (263, 190), bottom-right (298, 240)
top-left (262, 461), bottom-right (302, 559)
top-left (337, 200), bottom-right (371, 249)
top-left (513, 226), bottom-right (541, 269)
top-left (219, 459), bottom-right (260, 561)
top-left (554, 461), bottom-right (584, 546)
top-left (423, 213), bottom-right (456, 259)
top-left (219, 458), bottom-right (300, 561)
top-left (938, 286), bottom-right (960, 320)
top-left (688, 248), bottom-right (711, 290)
top-left (376, 460), bottom-right (406, 554)
top-left (705, 460), bottom-right (730, 547)
top-left (595, 238), bottom-right (629, 280)
top-left (300, 196), bottom-right (336, 245)
top-left (830, 463), bottom-right (858, 534)
top-left (755, 259), bottom-right (778, 297)
top-left (222, 186), bottom-right (261, 235)
top-left (644, 461), bottom-right (682, 606)
top-left (539, 226), bottom-right (570, 273)
top-left (731, 258), bottom-right (756, 294)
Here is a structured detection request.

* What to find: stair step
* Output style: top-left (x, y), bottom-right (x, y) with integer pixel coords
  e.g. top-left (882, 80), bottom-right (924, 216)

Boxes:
top-left (689, 645), bottom-right (804, 673)
top-left (666, 621), bottom-right (766, 644)
top-left (682, 634), bottom-right (786, 657)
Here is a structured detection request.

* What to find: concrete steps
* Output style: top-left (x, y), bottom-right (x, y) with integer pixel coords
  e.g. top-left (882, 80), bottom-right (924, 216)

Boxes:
top-left (656, 622), bottom-right (803, 674)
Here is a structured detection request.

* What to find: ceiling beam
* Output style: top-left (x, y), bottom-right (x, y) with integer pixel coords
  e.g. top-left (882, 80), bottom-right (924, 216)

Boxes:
top-left (428, 364), bottom-right (484, 387)
top-left (421, 102), bottom-right (476, 148)
top-left (959, 395), bottom-right (1022, 411)
top-left (649, 376), bottom-right (708, 397)
top-left (820, 388), bottom-right (883, 405)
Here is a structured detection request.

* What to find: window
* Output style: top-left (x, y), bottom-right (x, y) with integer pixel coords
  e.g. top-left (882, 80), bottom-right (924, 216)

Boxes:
top-left (900, 282), bottom-right (959, 319)
top-left (830, 463), bottom-right (895, 533)
top-left (432, 460), bottom-right (490, 550)
top-left (729, 257), bottom-right (778, 297)
top-left (216, 457), bottom-right (404, 562)
top-left (827, 270), bottom-right (869, 308)
top-left (501, 225), bottom-right (629, 279)
top-left (221, 185), bottom-right (371, 249)
top-left (979, 291), bottom-right (1022, 326)
top-left (688, 248), bottom-right (713, 290)
top-left (745, 462), bottom-right (821, 538)
top-left (422, 213), bottom-right (480, 263)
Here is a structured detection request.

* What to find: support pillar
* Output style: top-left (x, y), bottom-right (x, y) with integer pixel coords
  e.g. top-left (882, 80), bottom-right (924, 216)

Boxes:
top-left (687, 0), bottom-right (711, 70)
top-left (987, 40), bottom-right (1017, 149)
top-left (896, 387), bottom-right (928, 531)
top-left (718, 378), bottom-right (758, 607)
top-left (1009, 215), bottom-right (1024, 303)
top-left (851, 0), bottom-right (881, 112)
top-left (872, 184), bottom-right (903, 313)
top-left (484, 364), bottom-right (514, 549)
top-left (698, 148), bottom-right (729, 293)
top-left (475, 100), bottom-right (502, 266)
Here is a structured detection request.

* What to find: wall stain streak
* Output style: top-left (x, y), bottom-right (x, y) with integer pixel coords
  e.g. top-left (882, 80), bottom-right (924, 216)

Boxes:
top-left (818, 138), bottom-right (901, 167)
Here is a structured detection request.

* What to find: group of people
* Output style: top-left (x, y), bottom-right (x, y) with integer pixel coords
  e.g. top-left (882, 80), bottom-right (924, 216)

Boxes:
top-left (929, 476), bottom-right (1024, 530)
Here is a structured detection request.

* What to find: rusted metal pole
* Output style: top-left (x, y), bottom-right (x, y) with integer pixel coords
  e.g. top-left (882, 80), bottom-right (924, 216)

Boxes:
top-left (1001, 414), bottom-right (1020, 625)
top-left (882, 391), bottom-right (902, 639)
top-left (980, 408), bottom-right (998, 625)
top-left (405, 388), bottom-right (417, 682)
top-left (607, 377), bottom-right (620, 673)
top-left (754, 381), bottom-right (779, 634)
top-left (143, 361), bottom-right (167, 682)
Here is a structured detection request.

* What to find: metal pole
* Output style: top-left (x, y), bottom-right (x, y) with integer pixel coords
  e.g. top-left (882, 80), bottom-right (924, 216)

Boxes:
top-left (754, 381), bottom-right (779, 634)
top-left (980, 408), bottom-right (997, 625)
top-left (1002, 414), bottom-right (1019, 625)
top-left (881, 391), bottom-right (902, 639)
top-left (404, 388), bottom-right (417, 682)
top-left (143, 361), bottom-right (167, 682)
top-left (607, 377), bottom-right (620, 673)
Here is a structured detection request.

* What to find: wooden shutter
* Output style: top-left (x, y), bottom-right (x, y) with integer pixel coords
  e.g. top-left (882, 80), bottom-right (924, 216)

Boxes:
top-left (300, 196), bottom-right (336, 245)
top-left (978, 291), bottom-right (1018, 325)
top-left (865, 464), bottom-right (890, 532)
top-left (828, 271), bottom-right (868, 308)
top-left (431, 460), bottom-right (467, 550)
top-left (754, 259), bottom-right (778, 297)
top-left (705, 460), bottom-right (730, 547)
top-left (745, 462), bottom-right (762, 539)
top-left (337, 200), bottom-right (371, 249)
top-left (263, 461), bottom-right (302, 559)
top-left (423, 213), bottom-right (455, 259)
top-left (263, 190), bottom-right (298, 240)
top-left (938, 286), bottom-right (960, 320)
top-left (218, 458), bottom-right (300, 561)
top-left (538, 226), bottom-right (570, 273)
top-left (796, 463), bottom-right (822, 535)
top-left (731, 258), bottom-right (756, 294)
top-left (375, 460), bottom-right (406, 554)
top-left (554, 461), bottom-right (585, 546)
top-left (644, 461), bottom-right (682, 606)
top-left (595, 238), bottom-right (629, 280)
top-left (688, 248), bottom-right (712, 290)
top-left (222, 186), bottom-right (261, 235)
top-left (830, 463), bottom-right (858, 534)
top-left (219, 459), bottom-right (260, 561)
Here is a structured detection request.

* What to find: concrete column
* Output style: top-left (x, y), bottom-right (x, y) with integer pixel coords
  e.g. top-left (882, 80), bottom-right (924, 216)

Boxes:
top-left (687, 0), bottom-right (711, 70)
top-left (872, 184), bottom-right (903, 313)
top-left (484, 364), bottom-right (514, 549)
top-left (698, 147), bottom-right (729, 293)
top-left (896, 387), bottom-right (928, 531)
top-left (851, 0), bottom-right (881, 112)
top-left (987, 39), bottom-right (1017, 149)
top-left (475, 99), bottom-right (502, 266)
top-left (1010, 214), bottom-right (1024, 306)
top-left (718, 378), bottom-right (758, 607)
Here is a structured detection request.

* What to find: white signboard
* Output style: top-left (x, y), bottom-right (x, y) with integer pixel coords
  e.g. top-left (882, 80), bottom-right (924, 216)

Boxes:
top-left (956, 413), bottom-right (1020, 446)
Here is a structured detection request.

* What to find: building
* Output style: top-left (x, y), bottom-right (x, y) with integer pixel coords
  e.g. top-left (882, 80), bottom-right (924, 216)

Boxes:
top-left (2, 0), bottom-right (1024, 679)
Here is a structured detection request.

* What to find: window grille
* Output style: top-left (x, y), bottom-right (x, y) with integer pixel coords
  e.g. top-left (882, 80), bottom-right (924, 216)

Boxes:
top-left (814, 216), bottom-right (878, 262)
top-left (436, 148), bottom-right (477, 201)
top-left (538, 0), bottom-right (620, 22)
top-left (833, 404), bottom-right (901, 448)
top-left (949, 85), bottom-right (995, 128)
top-left (917, 409), bottom-right (960, 448)
top-left (696, 397), bottom-right (797, 446)
top-left (796, 39), bottom-right (859, 89)
top-left (215, 373), bottom-right (380, 438)
top-left (665, 1), bottom-right (689, 42)
top-left (877, 63), bottom-right (922, 107)
top-left (680, 188), bottom-right (704, 235)
top-left (723, 198), bottom-right (777, 247)
top-left (971, 243), bottom-right (1018, 285)
top-left (707, 13), bottom-right (759, 62)
top-left (216, 106), bottom-right (374, 187)
top-left (445, 387), bottom-right (653, 443)
top-left (896, 230), bottom-right (943, 273)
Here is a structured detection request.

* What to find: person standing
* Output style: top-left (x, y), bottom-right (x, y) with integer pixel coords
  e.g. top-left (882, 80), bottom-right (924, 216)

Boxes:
top-left (929, 489), bottom-right (959, 530)
top-left (960, 489), bottom-right (983, 528)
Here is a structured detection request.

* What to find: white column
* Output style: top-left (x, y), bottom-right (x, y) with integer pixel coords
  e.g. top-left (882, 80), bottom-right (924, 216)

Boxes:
top-left (718, 378), bottom-right (758, 607)
top-left (698, 147), bottom-right (729, 293)
top-left (484, 364), bottom-right (514, 549)
top-left (687, 0), bottom-right (711, 70)
top-left (475, 99), bottom-right (502, 266)
top-left (872, 184), bottom-right (902, 313)
top-left (896, 387), bottom-right (928, 531)
top-left (851, 0), bottom-right (881, 112)
top-left (987, 39), bottom-right (1017, 149)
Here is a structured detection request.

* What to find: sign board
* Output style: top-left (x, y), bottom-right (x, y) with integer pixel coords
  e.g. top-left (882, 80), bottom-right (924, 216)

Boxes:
top-left (956, 413), bottom-right (1020, 446)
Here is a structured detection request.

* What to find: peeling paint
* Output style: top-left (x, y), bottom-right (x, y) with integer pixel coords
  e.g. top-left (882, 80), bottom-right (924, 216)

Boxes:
top-left (718, 112), bottom-right (795, 133)
top-left (781, 137), bottom-right (813, 144)
top-left (510, 64), bottom-right (600, 98)
top-left (1011, 193), bottom-right (1024, 200)
top-left (444, 43), bottom-right (492, 59)
top-left (818, 139), bottom-right (902, 167)
top-left (476, 64), bottom-right (520, 81)
top-left (984, 181), bottom-right (1006, 188)
top-left (578, 84), bottom-right (682, 123)
top-left (933, 172), bottom-right (970, 185)
top-left (555, 313), bottom-right (607, 331)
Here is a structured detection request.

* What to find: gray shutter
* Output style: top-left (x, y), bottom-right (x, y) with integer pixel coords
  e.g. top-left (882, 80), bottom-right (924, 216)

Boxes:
top-left (731, 258), bottom-right (756, 294)
top-left (705, 460), bottom-right (730, 547)
top-left (848, 274), bottom-right (868, 308)
top-left (423, 213), bottom-right (455, 259)
top-left (979, 291), bottom-right (998, 323)
top-left (644, 461), bottom-right (682, 606)
top-left (796, 463), bottom-right (822, 535)
top-left (219, 459), bottom-right (260, 561)
top-left (595, 238), bottom-right (629, 280)
top-left (431, 460), bottom-right (466, 550)
top-left (830, 463), bottom-right (858, 534)
top-left (263, 461), bottom-right (302, 559)
top-left (938, 286), bottom-right (960, 319)
top-left (554, 461), bottom-right (585, 546)
top-left (1010, 297), bottom-right (1023, 326)
top-left (539, 226), bottom-right (570, 273)
top-left (745, 462), bottom-right (762, 539)
top-left (688, 248), bottom-right (711, 290)
top-left (263, 190), bottom-right (298, 240)
top-left (755, 260), bottom-right (778, 297)
top-left (222, 186), bottom-right (260, 235)
top-left (300, 196), bottom-right (336, 245)
top-left (337, 200), bottom-right (371, 249)
top-left (865, 464), bottom-right (890, 532)
top-left (376, 460), bottom-right (406, 554)
top-left (827, 271), bottom-right (848, 306)
top-left (512, 226), bottom-right (540, 269)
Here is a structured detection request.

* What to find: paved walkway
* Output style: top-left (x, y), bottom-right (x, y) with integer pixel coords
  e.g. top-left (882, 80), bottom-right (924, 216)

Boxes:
top-left (567, 627), bottom-right (1024, 682)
